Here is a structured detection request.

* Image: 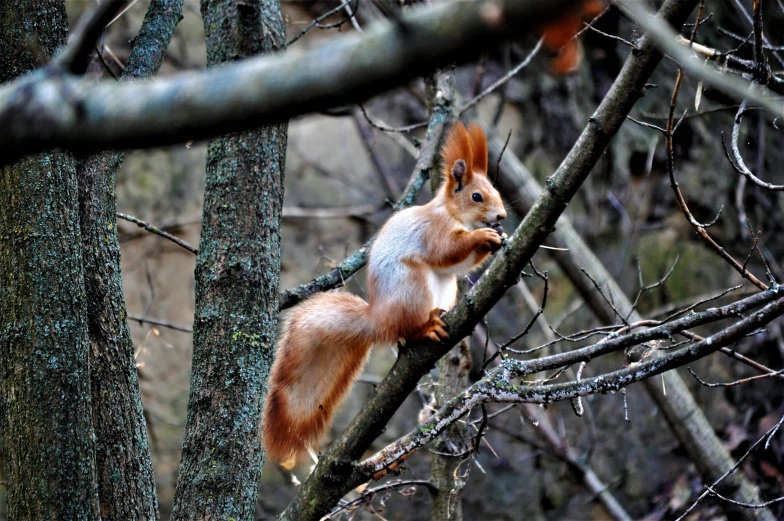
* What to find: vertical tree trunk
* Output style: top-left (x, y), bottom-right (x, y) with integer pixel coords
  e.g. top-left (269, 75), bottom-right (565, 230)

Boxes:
top-left (170, 1), bottom-right (287, 519)
top-left (77, 3), bottom-right (184, 519)
top-left (430, 341), bottom-right (471, 521)
top-left (0, 2), bottom-right (101, 519)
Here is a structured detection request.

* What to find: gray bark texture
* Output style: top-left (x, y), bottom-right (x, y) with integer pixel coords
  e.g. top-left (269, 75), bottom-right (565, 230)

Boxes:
top-left (492, 131), bottom-right (776, 521)
top-left (169, 0), bottom-right (288, 519)
top-left (0, 1), bottom-right (101, 519)
top-left (77, 2), bottom-right (185, 519)
top-left (430, 341), bottom-right (471, 521)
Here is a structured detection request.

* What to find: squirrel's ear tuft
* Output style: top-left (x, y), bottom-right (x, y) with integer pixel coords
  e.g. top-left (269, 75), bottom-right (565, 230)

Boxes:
top-left (442, 123), bottom-right (474, 192)
top-left (466, 124), bottom-right (487, 175)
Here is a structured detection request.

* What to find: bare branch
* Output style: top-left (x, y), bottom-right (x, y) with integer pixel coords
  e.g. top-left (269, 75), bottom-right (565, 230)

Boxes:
top-left (459, 38), bottom-right (543, 114)
top-left (116, 213), bottom-right (198, 254)
top-left (360, 294), bottom-right (784, 476)
top-left (357, 104), bottom-right (428, 134)
top-left (728, 99), bottom-right (784, 190)
top-left (287, 0), bottom-right (360, 46)
top-left (688, 367), bottom-right (784, 387)
top-left (676, 413), bottom-right (784, 520)
top-left (0, 0), bottom-right (578, 162)
top-left (127, 314), bottom-right (193, 333)
top-left (57, 0), bottom-right (129, 74)
top-left (613, 0), bottom-right (784, 121)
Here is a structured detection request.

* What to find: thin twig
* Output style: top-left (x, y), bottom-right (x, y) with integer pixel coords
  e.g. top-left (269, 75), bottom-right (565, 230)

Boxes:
top-left (583, 23), bottom-right (637, 49)
top-left (493, 129), bottom-right (512, 185)
top-left (116, 213), bottom-right (198, 254)
top-left (571, 5), bottom-right (611, 40)
top-left (688, 367), bottom-right (784, 387)
top-left (325, 480), bottom-right (437, 519)
top-left (460, 38), bottom-right (543, 114)
top-left (358, 104), bottom-right (428, 134)
top-left (127, 314), bottom-right (193, 333)
top-left (676, 412), bottom-right (784, 520)
top-left (581, 268), bottom-right (628, 326)
top-left (287, 0), bottom-right (360, 46)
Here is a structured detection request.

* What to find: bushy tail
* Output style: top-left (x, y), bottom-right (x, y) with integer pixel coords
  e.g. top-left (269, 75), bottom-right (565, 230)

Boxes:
top-left (263, 291), bottom-right (377, 467)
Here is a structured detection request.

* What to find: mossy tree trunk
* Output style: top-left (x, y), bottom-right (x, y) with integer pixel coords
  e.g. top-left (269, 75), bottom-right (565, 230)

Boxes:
top-left (77, 2), bottom-right (184, 519)
top-left (170, 0), bottom-right (288, 519)
top-left (0, 2), bottom-right (101, 519)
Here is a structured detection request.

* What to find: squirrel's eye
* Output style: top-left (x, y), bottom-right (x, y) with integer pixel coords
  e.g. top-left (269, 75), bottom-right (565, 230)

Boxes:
top-left (472, 192), bottom-right (483, 203)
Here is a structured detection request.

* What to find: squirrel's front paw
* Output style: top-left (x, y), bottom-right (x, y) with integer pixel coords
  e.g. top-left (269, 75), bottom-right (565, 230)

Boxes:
top-left (475, 228), bottom-right (503, 253)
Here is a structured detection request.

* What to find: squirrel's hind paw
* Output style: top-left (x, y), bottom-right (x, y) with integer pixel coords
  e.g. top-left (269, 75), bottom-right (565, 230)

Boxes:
top-left (413, 308), bottom-right (449, 343)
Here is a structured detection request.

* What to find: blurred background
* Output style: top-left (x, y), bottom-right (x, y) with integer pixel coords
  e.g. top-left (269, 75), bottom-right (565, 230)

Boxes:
top-left (40, 1), bottom-right (784, 519)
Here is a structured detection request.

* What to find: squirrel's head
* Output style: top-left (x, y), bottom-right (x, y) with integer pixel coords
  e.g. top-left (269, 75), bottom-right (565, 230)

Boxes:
top-left (440, 123), bottom-right (507, 230)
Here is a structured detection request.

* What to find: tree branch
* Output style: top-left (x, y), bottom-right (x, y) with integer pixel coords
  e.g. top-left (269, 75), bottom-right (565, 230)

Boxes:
top-left (613, 0), bottom-right (784, 120)
top-left (0, 0), bottom-right (578, 163)
top-left (117, 212), bottom-right (198, 254)
top-left (57, 0), bottom-right (129, 74)
top-left (360, 294), bottom-right (784, 475)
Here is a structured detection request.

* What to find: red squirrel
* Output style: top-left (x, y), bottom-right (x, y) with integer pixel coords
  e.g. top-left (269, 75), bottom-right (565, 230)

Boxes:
top-left (263, 123), bottom-right (507, 468)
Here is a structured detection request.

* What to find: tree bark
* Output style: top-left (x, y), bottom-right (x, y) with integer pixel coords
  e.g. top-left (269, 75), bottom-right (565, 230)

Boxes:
top-left (77, 2), bottom-right (184, 519)
top-left (430, 341), bottom-right (471, 521)
top-left (0, 2), bottom-right (100, 519)
top-left (169, 1), bottom-right (288, 519)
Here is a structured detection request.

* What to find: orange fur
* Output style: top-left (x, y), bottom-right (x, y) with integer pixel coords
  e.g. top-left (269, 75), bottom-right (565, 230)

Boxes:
top-left (540, 0), bottom-right (607, 74)
top-left (263, 123), bottom-right (507, 466)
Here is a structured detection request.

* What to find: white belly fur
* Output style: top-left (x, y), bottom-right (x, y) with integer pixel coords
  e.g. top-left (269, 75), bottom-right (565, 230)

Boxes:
top-left (426, 270), bottom-right (458, 311)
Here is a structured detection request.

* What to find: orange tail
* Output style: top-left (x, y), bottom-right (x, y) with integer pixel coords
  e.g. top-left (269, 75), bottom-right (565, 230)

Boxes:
top-left (263, 292), bottom-right (377, 467)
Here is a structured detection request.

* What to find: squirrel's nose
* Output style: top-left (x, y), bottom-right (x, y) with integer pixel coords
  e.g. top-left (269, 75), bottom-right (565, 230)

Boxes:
top-left (496, 212), bottom-right (506, 222)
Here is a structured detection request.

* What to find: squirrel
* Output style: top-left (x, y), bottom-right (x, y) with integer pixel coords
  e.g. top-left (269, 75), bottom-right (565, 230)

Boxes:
top-left (262, 123), bottom-right (507, 468)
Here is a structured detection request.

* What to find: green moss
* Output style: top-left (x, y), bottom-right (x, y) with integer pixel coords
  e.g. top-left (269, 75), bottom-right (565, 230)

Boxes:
top-left (170, 2), bottom-right (287, 519)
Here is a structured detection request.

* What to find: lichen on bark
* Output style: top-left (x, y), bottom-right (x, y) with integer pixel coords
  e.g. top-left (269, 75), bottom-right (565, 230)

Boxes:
top-left (170, 1), bottom-right (288, 519)
top-left (0, 2), bottom-right (100, 519)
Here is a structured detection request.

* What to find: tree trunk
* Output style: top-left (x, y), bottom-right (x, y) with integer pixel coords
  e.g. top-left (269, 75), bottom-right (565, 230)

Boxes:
top-left (77, 3), bottom-right (184, 519)
top-left (170, 0), bottom-right (288, 519)
top-left (0, 2), bottom-right (100, 519)
top-left (430, 341), bottom-right (471, 521)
